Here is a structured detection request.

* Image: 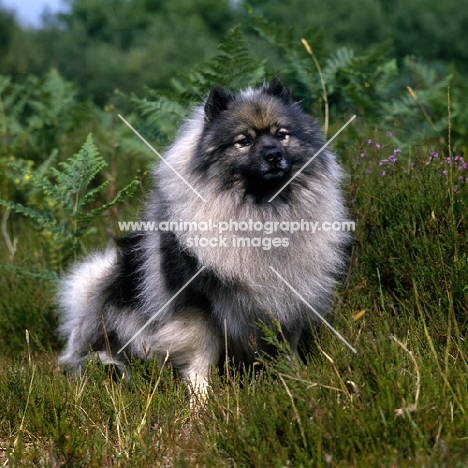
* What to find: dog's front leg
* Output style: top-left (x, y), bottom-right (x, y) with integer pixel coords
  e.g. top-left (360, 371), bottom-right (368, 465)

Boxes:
top-left (154, 310), bottom-right (222, 407)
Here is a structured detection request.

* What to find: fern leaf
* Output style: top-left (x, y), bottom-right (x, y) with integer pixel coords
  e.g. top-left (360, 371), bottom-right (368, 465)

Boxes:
top-left (0, 199), bottom-right (48, 225)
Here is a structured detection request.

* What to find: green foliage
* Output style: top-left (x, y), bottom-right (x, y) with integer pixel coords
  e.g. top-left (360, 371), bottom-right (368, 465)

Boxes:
top-left (1, 134), bottom-right (138, 269)
top-left (0, 273), bottom-right (58, 353)
top-left (1, 0), bottom-right (238, 105)
top-left (450, 74), bottom-right (468, 155)
top-left (322, 42), bottom-right (397, 117)
top-left (172, 25), bottom-right (266, 99)
top-left (1, 0), bottom-right (468, 107)
top-left (248, 0), bottom-right (468, 73)
top-left (347, 138), bottom-right (468, 318)
top-left (0, 68), bottom-right (91, 161)
top-left (246, 5), bottom-right (326, 100)
top-left (0, 7), bottom-right (16, 54)
top-left (381, 58), bottom-right (453, 146)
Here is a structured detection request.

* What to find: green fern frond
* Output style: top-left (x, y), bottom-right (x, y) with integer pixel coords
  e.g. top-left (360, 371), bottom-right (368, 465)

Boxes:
top-left (174, 25), bottom-right (266, 99)
top-left (1, 134), bottom-right (138, 269)
top-left (0, 69), bottom-right (82, 160)
top-left (80, 179), bottom-right (139, 223)
top-left (0, 200), bottom-right (48, 225)
top-left (323, 48), bottom-right (355, 83)
top-left (0, 264), bottom-right (58, 284)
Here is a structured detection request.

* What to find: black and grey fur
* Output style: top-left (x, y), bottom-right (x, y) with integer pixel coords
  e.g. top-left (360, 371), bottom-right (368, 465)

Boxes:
top-left (58, 77), bottom-right (350, 400)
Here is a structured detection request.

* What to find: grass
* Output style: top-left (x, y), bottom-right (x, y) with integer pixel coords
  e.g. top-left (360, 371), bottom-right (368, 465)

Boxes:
top-left (0, 132), bottom-right (467, 467)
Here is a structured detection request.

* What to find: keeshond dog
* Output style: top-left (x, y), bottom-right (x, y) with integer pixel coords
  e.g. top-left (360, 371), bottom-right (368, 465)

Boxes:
top-left (58, 77), bottom-right (350, 401)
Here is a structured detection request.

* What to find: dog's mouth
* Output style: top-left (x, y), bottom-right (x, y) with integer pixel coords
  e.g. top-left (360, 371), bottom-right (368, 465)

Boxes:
top-left (262, 170), bottom-right (287, 181)
top-left (261, 161), bottom-right (292, 181)
top-left (241, 163), bottom-right (293, 202)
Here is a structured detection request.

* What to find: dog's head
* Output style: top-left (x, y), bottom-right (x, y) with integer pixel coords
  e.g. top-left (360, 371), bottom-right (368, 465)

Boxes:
top-left (192, 77), bottom-right (328, 201)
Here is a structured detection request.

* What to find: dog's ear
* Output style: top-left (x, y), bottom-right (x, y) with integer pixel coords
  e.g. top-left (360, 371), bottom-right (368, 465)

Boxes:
top-left (204, 85), bottom-right (235, 123)
top-left (265, 76), bottom-right (293, 104)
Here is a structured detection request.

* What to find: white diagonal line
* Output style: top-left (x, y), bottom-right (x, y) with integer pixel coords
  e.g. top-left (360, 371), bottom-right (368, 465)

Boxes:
top-left (269, 266), bottom-right (357, 353)
top-left (117, 266), bottom-right (206, 354)
top-left (268, 114), bottom-right (356, 202)
top-left (118, 114), bottom-right (207, 202)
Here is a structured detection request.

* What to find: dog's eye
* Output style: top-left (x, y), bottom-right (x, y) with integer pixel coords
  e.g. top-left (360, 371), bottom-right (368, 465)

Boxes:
top-left (235, 136), bottom-right (252, 148)
top-left (276, 129), bottom-right (290, 141)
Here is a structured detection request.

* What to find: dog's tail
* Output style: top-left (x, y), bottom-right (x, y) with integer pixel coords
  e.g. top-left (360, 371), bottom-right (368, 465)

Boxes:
top-left (57, 249), bottom-right (117, 367)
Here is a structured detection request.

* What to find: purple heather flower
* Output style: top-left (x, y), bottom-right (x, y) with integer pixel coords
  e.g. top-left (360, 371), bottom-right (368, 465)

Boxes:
top-left (360, 152), bottom-right (365, 158)
top-left (388, 155), bottom-right (397, 163)
top-left (426, 152), bottom-right (439, 164)
top-left (454, 155), bottom-right (460, 161)
top-left (375, 143), bottom-right (381, 149)
top-left (410, 163), bottom-right (415, 168)
top-left (381, 171), bottom-right (386, 176)
top-left (459, 162), bottom-right (468, 170)
top-left (386, 131), bottom-right (393, 137)
top-left (446, 157), bottom-right (452, 164)
top-left (442, 170), bottom-right (448, 176)
top-left (454, 187), bottom-right (459, 194)
top-left (379, 159), bottom-right (389, 166)
top-left (367, 139), bottom-right (372, 145)
top-left (394, 148), bottom-right (402, 154)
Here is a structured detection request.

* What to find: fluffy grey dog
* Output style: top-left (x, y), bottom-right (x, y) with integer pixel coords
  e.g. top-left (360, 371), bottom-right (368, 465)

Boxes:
top-left (58, 77), bottom-right (350, 401)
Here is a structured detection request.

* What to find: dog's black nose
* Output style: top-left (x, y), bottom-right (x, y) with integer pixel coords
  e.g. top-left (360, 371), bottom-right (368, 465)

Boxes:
top-left (263, 147), bottom-right (283, 163)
